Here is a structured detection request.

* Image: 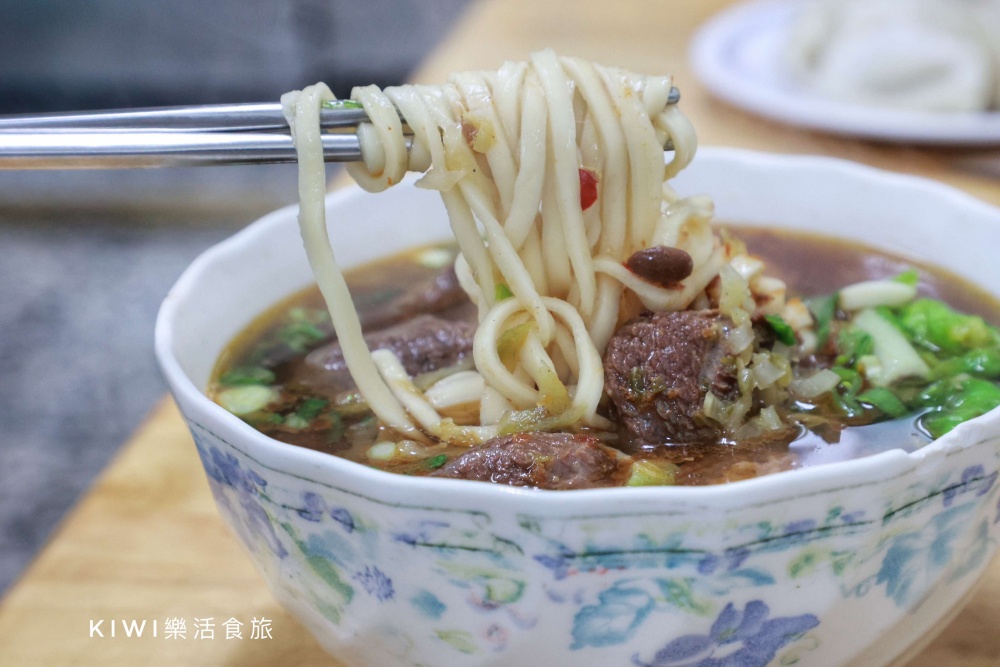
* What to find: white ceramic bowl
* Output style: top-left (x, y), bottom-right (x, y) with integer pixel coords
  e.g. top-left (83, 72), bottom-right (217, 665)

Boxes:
top-left (156, 148), bottom-right (1000, 667)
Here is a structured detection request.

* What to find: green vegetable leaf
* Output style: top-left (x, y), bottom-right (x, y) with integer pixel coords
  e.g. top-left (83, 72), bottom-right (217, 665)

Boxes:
top-left (912, 378), bottom-right (961, 410)
top-left (898, 298), bottom-right (997, 355)
top-left (764, 314), bottom-right (797, 346)
top-left (892, 269), bottom-right (920, 286)
top-left (931, 348), bottom-right (1000, 381)
top-left (921, 378), bottom-right (1000, 438)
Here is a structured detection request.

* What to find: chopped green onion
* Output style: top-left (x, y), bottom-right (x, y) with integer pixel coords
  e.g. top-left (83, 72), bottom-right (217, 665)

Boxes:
top-left (321, 99), bottom-right (363, 110)
top-left (496, 321), bottom-right (533, 369)
top-left (764, 314), bottom-right (797, 346)
top-left (333, 390), bottom-right (373, 417)
top-left (219, 365), bottom-right (276, 387)
top-left (497, 406), bottom-right (549, 436)
top-left (417, 246), bottom-right (455, 268)
top-left (831, 390), bottom-right (865, 419)
top-left (893, 269), bottom-right (920, 286)
top-left (326, 413), bottom-right (345, 443)
top-left (839, 280), bottom-right (917, 311)
top-left (288, 306), bottom-right (328, 323)
top-left (628, 367), bottom-right (646, 398)
top-left (788, 368), bottom-right (840, 398)
top-left (218, 385), bottom-right (278, 416)
top-left (424, 454), bottom-right (449, 470)
top-left (626, 460), bottom-right (678, 486)
top-left (367, 442), bottom-right (398, 461)
top-left (857, 387), bottom-right (908, 418)
top-left (279, 320), bottom-right (327, 352)
top-left (835, 327), bottom-right (874, 367)
top-left (296, 397), bottom-right (329, 421)
top-left (245, 412), bottom-right (284, 427)
top-left (832, 367), bottom-right (862, 396)
top-left (495, 283), bottom-right (514, 301)
top-left (824, 367), bottom-right (865, 418)
top-left (873, 305), bottom-right (905, 330)
top-left (627, 366), bottom-right (666, 401)
top-left (852, 308), bottom-right (930, 386)
top-left (807, 293), bottom-right (838, 348)
top-left (285, 414), bottom-right (310, 429)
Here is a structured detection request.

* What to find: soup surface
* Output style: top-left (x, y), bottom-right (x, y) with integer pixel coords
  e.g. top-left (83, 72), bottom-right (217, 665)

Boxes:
top-left (210, 227), bottom-right (1000, 487)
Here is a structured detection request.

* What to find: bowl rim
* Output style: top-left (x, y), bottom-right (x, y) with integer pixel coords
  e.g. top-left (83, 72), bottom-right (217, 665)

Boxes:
top-left (155, 146), bottom-right (1000, 510)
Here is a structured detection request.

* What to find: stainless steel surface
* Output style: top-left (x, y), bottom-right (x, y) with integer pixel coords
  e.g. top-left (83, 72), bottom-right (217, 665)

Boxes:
top-left (0, 132), bottom-right (373, 168)
top-left (0, 88), bottom-right (680, 132)
top-left (0, 87), bottom-right (680, 169)
top-left (0, 130), bottom-right (675, 168)
top-left (0, 101), bottom-right (371, 133)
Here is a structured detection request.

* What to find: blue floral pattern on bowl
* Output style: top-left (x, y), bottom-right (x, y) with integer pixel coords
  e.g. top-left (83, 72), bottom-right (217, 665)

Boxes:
top-left (180, 412), bottom-right (1000, 667)
top-left (632, 600), bottom-right (819, 667)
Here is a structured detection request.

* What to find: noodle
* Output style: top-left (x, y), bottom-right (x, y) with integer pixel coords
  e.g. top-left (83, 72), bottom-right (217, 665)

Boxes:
top-left (282, 51), bottom-right (781, 445)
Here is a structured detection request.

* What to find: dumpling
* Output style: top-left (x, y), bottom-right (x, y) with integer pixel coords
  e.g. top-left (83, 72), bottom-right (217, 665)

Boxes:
top-left (786, 0), bottom-right (1000, 112)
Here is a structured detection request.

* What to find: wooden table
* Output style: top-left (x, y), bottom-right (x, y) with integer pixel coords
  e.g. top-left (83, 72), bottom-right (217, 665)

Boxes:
top-left (2, 0), bottom-right (998, 664)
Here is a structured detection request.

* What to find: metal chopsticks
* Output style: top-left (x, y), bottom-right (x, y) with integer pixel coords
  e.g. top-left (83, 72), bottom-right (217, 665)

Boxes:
top-left (0, 88), bottom-right (680, 169)
top-left (0, 100), bottom-right (377, 169)
top-left (0, 101), bottom-right (372, 134)
top-left (0, 132), bottom-right (385, 169)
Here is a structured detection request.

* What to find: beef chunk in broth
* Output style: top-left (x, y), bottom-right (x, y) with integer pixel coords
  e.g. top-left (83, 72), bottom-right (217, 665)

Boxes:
top-left (433, 432), bottom-right (627, 489)
top-left (362, 263), bottom-right (470, 331)
top-left (603, 310), bottom-right (736, 445)
top-left (296, 315), bottom-right (475, 393)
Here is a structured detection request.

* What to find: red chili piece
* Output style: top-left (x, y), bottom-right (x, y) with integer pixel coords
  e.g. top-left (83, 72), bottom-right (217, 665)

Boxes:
top-left (579, 168), bottom-right (599, 211)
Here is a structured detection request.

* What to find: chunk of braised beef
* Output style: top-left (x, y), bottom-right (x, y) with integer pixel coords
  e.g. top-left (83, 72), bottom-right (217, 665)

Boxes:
top-left (362, 263), bottom-right (470, 331)
top-left (432, 432), bottom-right (628, 489)
top-left (603, 309), bottom-right (736, 445)
top-left (295, 315), bottom-right (475, 393)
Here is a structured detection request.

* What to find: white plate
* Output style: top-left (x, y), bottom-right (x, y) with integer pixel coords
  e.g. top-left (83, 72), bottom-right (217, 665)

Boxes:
top-left (689, 0), bottom-right (1000, 145)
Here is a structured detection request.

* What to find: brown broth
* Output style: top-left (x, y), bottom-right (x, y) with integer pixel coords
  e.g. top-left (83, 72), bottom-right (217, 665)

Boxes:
top-left (738, 227), bottom-right (1000, 321)
top-left (210, 228), bottom-right (1000, 486)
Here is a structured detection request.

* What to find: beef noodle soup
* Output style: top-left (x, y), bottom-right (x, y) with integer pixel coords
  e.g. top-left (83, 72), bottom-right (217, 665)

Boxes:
top-left (210, 227), bottom-right (1000, 488)
top-left (207, 53), bottom-right (1000, 489)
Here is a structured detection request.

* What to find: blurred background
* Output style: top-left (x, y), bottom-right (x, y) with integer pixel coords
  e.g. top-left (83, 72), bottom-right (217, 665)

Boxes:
top-left (0, 0), bottom-right (472, 594)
